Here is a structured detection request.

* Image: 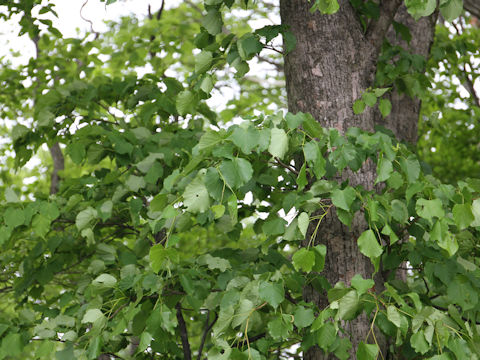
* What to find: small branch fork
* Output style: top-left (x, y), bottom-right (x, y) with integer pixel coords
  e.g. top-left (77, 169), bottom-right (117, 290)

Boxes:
top-left (451, 17), bottom-right (480, 108)
top-left (148, 0), bottom-right (165, 58)
top-left (197, 311), bottom-right (218, 360)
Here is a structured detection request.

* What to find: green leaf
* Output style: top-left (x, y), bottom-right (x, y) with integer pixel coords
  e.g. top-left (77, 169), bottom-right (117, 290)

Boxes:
top-left (302, 114), bottom-right (324, 138)
top-left (282, 30), bottom-right (297, 53)
top-left (3, 208), bottom-right (25, 228)
top-left (37, 109), bottom-right (55, 127)
top-left (293, 306), bottom-right (314, 328)
top-left (353, 99), bottom-right (366, 114)
top-left (416, 198), bottom-right (444, 222)
top-left (150, 246), bottom-right (179, 272)
top-left (439, 0), bottom-right (463, 21)
top-left (337, 290), bottom-right (360, 320)
top-left (267, 316), bottom-right (292, 340)
top-left (262, 217), bottom-right (287, 236)
top-left (297, 163), bottom-right (307, 191)
top-left (472, 198), bottom-right (480, 226)
top-left (356, 342), bottom-right (379, 360)
top-left (357, 229), bottom-right (383, 260)
top-left (447, 275), bottom-right (478, 310)
top-left (230, 126), bottom-right (260, 154)
top-left (136, 153), bottom-right (164, 173)
top-left (66, 142), bottom-right (86, 164)
top-left (375, 157), bottom-right (393, 183)
top-left (220, 158), bottom-right (253, 189)
top-left (268, 128), bottom-right (289, 159)
top-left (55, 343), bottom-right (74, 360)
top-left (410, 330), bottom-right (429, 354)
top-left (379, 98), bottom-right (392, 117)
top-left (297, 212), bottom-right (309, 237)
top-left (227, 194), bottom-right (238, 224)
top-left (304, 141), bottom-right (326, 178)
top-left (312, 244), bottom-right (326, 272)
top-left (75, 207), bottom-right (98, 231)
top-left (238, 34), bottom-right (263, 60)
top-left (198, 254), bottom-right (231, 272)
top-left (92, 273), bottom-right (117, 287)
top-left (150, 194), bottom-right (167, 212)
top-left (373, 88), bottom-right (390, 97)
top-left (199, 130), bottom-right (224, 150)
top-left (259, 282), bottom-right (285, 309)
top-left (137, 332), bottom-right (153, 353)
top-left (195, 51), bottom-right (213, 73)
top-left (292, 248), bottom-right (315, 272)
top-left (202, 9), bottom-right (223, 35)
top-left (386, 305), bottom-right (403, 327)
top-left (453, 203), bottom-right (474, 230)
top-left (405, 0), bottom-right (436, 19)
top-left (212, 204), bottom-right (225, 219)
top-left (126, 175), bottom-right (146, 192)
top-left (391, 199), bottom-right (408, 224)
top-left (176, 90), bottom-right (196, 115)
top-left (5, 187), bottom-right (19, 203)
top-left (201, 75), bottom-right (214, 93)
top-left (285, 112), bottom-right (305, 129)
top-left (11, 124), bottom-right (29, 141)
top-left (32, 214), bottom-right (51, 238)
top-left (351, 274), bottom-right (374, 295)
top-left (381, 224), bottom-right (399, 244)
top-left (311, 0), bottom-right (340, 14)
top-left (81, 309), bottom-right (105, 324)
top-left (400, 156), bottom-right (420, 183)
top-left (232, 299), bottom-right (254, 328)
top-left (316, 322), bottom-right (336, 351)
top-left (431, 219), bottom-right (458, 256)
top-left (331, 187), bottom-right (356, 211)
top-left (183, 176), bottom-right (210, 213)
top-left (362, 92), bottom-right (377, 107)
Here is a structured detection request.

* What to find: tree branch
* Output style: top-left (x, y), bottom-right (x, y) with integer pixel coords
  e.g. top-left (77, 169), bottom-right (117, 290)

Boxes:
top-left (464, 0), bottom-right (480, 19)
top-left (148, 0), bottom-right (166, 58)
top-left (176, 302), bottom-right (192, 360)
top-left (256, 55), bottom-right (284, 72)
top-left (49, 142), bottom-right (65, 194)
top-left (197, 311), bottom-right (218, 360)
top-left (365, 0), bottom-right (403, 54)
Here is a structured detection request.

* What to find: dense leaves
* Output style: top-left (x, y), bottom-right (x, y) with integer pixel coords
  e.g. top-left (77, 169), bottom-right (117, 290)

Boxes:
top-left (0, 0), bottom-right (479, 359)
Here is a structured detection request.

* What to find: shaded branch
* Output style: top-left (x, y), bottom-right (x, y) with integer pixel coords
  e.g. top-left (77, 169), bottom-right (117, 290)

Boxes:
top-left (197, 311), bottom-right (218, 360)
top-left (256, 55), bottom-right (284, 72)
top-left (274, 157), bottom-right (299, 175)
top-left (148, 0), bottom-right (166, 58)
top-left (464, 0), bottom-right (480, 19)
top-left (176, 302), bottom-right (192, 360)
top-left (0, 286), bottom-right (13, 294)
top-left (49, 142), bottom-right (65, 195)
top-left (462, 63), bottom-right (480, 108)
top-left (237, 333), bottom-right (266, 348)
top-left (365, 0), bottom-right (403, 55)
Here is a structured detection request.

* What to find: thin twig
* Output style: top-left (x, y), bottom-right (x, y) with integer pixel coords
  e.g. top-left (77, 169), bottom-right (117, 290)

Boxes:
top-left (80, 0), bottom-right (99, 38)
top-left (274, 157), bottom-right (299, 175)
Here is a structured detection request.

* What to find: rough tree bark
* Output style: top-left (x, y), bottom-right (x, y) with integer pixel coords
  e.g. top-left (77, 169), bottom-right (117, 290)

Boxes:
top-left (279, 0), bottom-right (436, 358)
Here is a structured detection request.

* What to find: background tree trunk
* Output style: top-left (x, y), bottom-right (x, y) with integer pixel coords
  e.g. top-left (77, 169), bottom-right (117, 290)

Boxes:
top-left (279, 0), bottom-right (436, 358)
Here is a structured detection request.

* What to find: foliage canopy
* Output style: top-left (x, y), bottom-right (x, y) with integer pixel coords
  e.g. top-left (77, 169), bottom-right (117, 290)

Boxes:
top-left (0, 0), bottom-right (480, 359)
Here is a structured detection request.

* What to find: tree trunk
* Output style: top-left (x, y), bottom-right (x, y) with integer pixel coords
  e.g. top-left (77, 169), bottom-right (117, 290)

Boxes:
top-left (279, 0), bottom-right (436, 358)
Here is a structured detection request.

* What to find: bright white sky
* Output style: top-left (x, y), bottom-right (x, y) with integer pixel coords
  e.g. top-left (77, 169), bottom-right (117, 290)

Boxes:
top-left (0, 0), bottom-right (157, 64)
